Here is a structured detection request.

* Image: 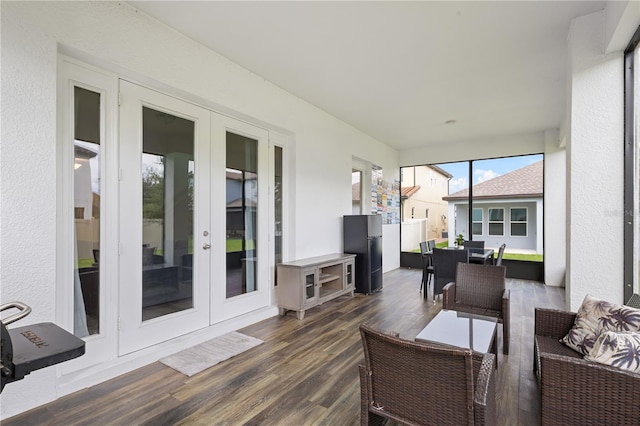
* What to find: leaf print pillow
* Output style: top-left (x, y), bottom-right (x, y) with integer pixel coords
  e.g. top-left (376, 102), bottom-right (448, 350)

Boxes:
top-left (585, 330), bottom-right (640, 373)
top-left (561, 294), bottom-right (640, 355)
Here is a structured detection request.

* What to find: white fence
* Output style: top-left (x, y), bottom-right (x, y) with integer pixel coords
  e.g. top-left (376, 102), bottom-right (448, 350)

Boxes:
top-left (401, 219), bottom-right (426, 252)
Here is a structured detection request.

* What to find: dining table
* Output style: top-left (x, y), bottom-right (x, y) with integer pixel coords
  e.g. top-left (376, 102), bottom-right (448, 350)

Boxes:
top-left (469, 248), bottom-right (495, 265)
top-left (441, 246), bottom-right (495, 265)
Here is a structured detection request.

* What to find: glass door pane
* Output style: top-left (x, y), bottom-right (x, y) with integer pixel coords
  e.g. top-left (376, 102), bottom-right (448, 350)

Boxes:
top-left (274, 146), bottom-right (283, 267)
top-left (141, 107), bottom-right (195, 320)
top-left (211, 115), bottom-right (269, 324)
top-left (226, 132), bottom-right (258, 298)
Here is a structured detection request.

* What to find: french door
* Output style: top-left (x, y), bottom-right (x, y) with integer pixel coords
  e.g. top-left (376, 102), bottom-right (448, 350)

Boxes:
top-left (118, 81), bottom-right (211, 355)
top-left (210, 116), bottom-right (270, 323)
top-left (118, 81), bottom-right (271, 354)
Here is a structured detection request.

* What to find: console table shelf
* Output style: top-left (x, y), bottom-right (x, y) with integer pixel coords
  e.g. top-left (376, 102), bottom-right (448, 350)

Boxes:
top-left (276, 253), bottom-right (356, 319)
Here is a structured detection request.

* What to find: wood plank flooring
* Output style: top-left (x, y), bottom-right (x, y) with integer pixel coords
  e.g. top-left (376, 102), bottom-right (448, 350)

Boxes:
top-left (3, 267), bottom-right (565, 425)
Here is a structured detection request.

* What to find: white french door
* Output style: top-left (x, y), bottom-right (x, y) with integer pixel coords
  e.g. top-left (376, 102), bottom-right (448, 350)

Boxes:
top-left (118, 81), bottom-right (272, 354)
top-left (210, 115), bottom-right (270, 323)
top-left (118, 81), bottom-right (211, 355)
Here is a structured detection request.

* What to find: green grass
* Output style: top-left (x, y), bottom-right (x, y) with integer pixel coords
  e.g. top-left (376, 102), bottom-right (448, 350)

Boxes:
top-left (409, 245), bottom-right (544, 262)
top-left (227, 239), bottom-right (256, 253)
top-left (502, 253), bottom-right (543, 262)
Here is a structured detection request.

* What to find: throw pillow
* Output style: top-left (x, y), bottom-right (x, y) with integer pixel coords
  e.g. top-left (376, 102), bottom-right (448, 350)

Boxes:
top-left (561, 294), bottom-right (640, 355)
top-left (585, 330), bottom-right (640, 373)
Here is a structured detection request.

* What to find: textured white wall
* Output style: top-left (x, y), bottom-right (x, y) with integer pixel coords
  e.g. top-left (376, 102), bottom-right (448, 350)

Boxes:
top-left (566, 10), bottom-right (625, 310)
top-left (544, 130), bottom-right (566, 287)
top-left (0, 5), bottom-right (61, 413)
top-left (0, 1), bottom-right (399, 418)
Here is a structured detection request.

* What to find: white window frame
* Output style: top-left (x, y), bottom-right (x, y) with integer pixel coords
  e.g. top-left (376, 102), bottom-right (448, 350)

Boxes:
top-left (488, 208), bottom-right (505, 236)
top-left (57, 56), bottom-right (119, 372)
top-left (509, 207), bottom-right (528, 237)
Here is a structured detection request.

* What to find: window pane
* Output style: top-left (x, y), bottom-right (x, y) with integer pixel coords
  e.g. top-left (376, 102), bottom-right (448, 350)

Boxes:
top-left (141, 107), bottom-right (195, 321)
top-left (275, 146), bottom-right (283, 266)
top-left (489, 208), bottom-right (504, 221)
top-left (511, 223), bottom-right (527, 236)
top-left (472, 222), bottom-right (483, 235)
top-left (472, 208), bottom-right (483, 221)
top-left (226, 132), bottom-right (258, 298)
top-left (511, 208), bottom-right (527, 221)
top-left (74, 87), bottom-right (101, 337)
top-left (489, 223), bottom-right (504, 236)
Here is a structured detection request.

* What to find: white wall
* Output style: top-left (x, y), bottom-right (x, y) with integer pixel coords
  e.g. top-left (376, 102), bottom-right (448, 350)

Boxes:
top-left (544, 130), bottom-right (566, 287)
top-left (565, 10), bottom-right (626, 310)
top-left (0, 1), bottom-right (399, 418)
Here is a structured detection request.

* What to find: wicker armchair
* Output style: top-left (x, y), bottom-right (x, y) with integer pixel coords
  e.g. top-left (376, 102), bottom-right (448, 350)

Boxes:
top-left (442, 263), bottom-right (510, 354)
top-left (534, 308), bottom-right (640, 425)
top-left (627, 293), bottom-right (640, 309)
top-left (358, 323), bottom-right (496, 426)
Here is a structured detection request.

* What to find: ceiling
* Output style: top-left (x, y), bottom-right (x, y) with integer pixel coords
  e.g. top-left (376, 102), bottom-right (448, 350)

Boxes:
top-left (127, 1), bottom-right (606, 151)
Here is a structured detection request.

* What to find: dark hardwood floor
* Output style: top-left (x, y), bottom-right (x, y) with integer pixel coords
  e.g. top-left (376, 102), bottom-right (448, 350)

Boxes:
top-left (4, 267), bottom-right (565, 425)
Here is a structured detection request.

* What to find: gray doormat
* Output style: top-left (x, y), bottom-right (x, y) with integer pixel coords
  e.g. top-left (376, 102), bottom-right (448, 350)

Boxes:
top-left (159, 331), bottom-right (263, 376)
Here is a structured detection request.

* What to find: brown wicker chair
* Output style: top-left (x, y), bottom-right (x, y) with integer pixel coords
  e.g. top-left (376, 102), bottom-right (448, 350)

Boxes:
top-left (358, 323), bottom-right (496, 426)
top-left (627, 293), bottom-right (640, 309)
top-left (442, 262), bottom-right (510, 354)
top-left (533, 308), bottom-right (640, 425)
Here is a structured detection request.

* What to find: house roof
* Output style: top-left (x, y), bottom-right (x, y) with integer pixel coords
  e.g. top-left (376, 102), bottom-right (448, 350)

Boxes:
top-left (443, 160), bottom-right (543, 201)
top-left (401, 185), bottom-right (421, 199)
top-left (427, 164), bottom-right (453, 179)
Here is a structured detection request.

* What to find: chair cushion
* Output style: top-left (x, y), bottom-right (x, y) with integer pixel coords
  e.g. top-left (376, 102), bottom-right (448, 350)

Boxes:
top-left (561, 294), bottom-right (640, 355)
top-left (585, 331), bottom-right (640, 373)
top-left (537, 335), bottom-right (582, 359)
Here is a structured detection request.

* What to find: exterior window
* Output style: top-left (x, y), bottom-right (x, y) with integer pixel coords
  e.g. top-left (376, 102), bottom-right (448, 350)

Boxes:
top-left (472, 208), bottom-right (483, 236)
top-left (74, 86), bottom-right (101, 337)
top-left (352, 169), bottom-right (362, 214)
top-left (510, 207), bottom-right (527, 236)
top-left (488, 208), bottom-right (504, 236)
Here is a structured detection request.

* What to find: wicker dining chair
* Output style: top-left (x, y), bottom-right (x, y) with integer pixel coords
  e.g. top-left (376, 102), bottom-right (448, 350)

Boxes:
top-left (494, 243), bottom-right (506, 266)
top-left (419, 242), bottom-right (434, 294)
top-left (358, 323), bottom-right (496, 426)
top-left (431, 248), bottom-right (469, 302)
top-left (464, 240), bottom-right (485, 264)
top-left (442, 262), bottom-right (510, 354)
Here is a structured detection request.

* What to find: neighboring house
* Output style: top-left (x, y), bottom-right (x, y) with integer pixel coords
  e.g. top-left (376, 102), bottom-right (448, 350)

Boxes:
top-left (443, 161), bottom-right (543, 253)
top-left (401, 165), bottom-right (452, 244)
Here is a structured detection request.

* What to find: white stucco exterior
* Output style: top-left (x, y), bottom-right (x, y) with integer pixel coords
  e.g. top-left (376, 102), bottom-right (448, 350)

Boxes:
top-left (0, 0), bottom-right (638, 419)
top-left (565, 10), bottom-right (626, 310)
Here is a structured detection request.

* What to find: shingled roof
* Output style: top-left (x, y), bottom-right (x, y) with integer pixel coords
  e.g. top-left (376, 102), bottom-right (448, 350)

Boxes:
top-left (401, 185), bottom-right (421, 199)
top-left (443, 160), bottom-right (543, 201)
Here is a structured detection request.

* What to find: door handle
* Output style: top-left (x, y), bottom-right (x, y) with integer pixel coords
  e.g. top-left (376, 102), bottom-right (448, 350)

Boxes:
top-left (203, 243), bottom-right (211, 250)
